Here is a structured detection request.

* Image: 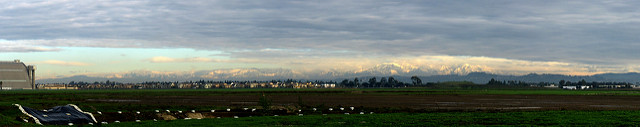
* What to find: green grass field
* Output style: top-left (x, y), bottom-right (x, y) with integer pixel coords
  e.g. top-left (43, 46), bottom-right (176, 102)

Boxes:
top-left (5, 110), bottom-right (640, 126)
top-left (3, 88), bottom-right (640, 126)
top-left (4, 88), bottom-right (640, 95)
top-left (3, 88), bottom-right (640, 111)
top-left (99, 111), bottom-right (640, 127)
top-left (3, 88), bottom-right (640, 113)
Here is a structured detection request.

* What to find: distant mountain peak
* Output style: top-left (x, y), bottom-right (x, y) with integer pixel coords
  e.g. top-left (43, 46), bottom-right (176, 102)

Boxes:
top-left (356, 63), bottom-right (423, 75)
top-left (37, 62), bottom-right (640, 84)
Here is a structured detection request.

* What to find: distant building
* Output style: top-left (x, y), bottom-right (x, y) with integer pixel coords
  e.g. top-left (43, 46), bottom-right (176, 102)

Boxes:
top-left (0, 60), bottom-right (35, 90)
top-left (562, 85), bottom-right (590, 90)
top-left (562, 86), bottom-right (577, 90)
top-left (544, 84), bottom-right (558, 88)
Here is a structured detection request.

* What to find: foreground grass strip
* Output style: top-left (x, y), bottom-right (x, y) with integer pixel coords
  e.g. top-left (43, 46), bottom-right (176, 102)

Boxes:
top-left (99, 111), bottom-right (640, 127)
top-left (4, 89), bottom-right (640, 96)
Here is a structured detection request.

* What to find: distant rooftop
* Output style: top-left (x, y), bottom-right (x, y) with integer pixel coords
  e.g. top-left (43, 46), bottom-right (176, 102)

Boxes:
top-left (0, 59), bottom-right (24, 63)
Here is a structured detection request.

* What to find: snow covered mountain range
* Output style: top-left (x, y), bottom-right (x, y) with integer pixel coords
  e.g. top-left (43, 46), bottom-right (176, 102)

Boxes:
top-left (37, 63), bottom-right (640, 84)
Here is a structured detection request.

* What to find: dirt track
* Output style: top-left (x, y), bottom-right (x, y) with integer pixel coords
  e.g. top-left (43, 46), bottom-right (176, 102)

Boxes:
top-left (87, 94), bottom-right (640, 111)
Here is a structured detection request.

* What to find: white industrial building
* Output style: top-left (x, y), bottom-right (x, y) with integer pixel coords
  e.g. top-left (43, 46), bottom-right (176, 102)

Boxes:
top-left (0, 60), bottom-right (35, 90)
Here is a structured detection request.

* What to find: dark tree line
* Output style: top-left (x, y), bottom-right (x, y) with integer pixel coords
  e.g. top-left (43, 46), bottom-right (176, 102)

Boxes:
top-left (487, 78), bottom-right (635, 89)
top-left (339, 76), bottom-right (417, 88)
top-left (486, 78), bottom-right (551, 86)
top-left (558, 79), bottom-right (633, 88)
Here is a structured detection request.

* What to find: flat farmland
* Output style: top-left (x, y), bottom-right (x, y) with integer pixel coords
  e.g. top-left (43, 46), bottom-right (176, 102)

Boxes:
top-left (88, 92), bottom-right (640, 111)
top-left (5, 89), bottom-right (640, 112)
top-left (4, 88), bottom-right (640, 126)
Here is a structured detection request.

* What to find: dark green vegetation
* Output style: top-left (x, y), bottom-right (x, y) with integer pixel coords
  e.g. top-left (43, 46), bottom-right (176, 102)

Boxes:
top-left (4, 88), bottom-right (640, 126)
top-left (104, 111), bottom-right (640, 127)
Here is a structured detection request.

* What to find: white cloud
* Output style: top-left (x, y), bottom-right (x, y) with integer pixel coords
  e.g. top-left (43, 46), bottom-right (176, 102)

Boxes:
top-left (40, 60), bottom-right (91, 66)
top-left (148, 56), bottom-right (219, 63)
top-left (0, 45), bottom-right (61, 52)
top-left (0, 40), bottom-right (62, 52)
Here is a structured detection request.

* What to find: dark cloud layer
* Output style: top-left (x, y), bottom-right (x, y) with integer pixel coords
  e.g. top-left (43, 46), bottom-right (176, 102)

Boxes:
top-left (2, 0), bottom-right (640, 65)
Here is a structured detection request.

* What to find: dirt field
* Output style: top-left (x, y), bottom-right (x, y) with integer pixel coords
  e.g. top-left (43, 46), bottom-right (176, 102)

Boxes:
top-left (85, 94), bottom-right (640, 111)
top-left (87, 93), bottom-right (640, 123)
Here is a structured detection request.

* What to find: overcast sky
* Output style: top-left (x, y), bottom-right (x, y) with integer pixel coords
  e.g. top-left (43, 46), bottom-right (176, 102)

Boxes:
top-left (2, 0), bottom-right (640, 79)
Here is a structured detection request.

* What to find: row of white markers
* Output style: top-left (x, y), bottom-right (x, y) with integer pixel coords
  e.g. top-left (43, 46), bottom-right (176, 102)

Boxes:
top-left (96, 106), bottom-right (360, 115)
top-left (90, 107), bottom-right (373, 125)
